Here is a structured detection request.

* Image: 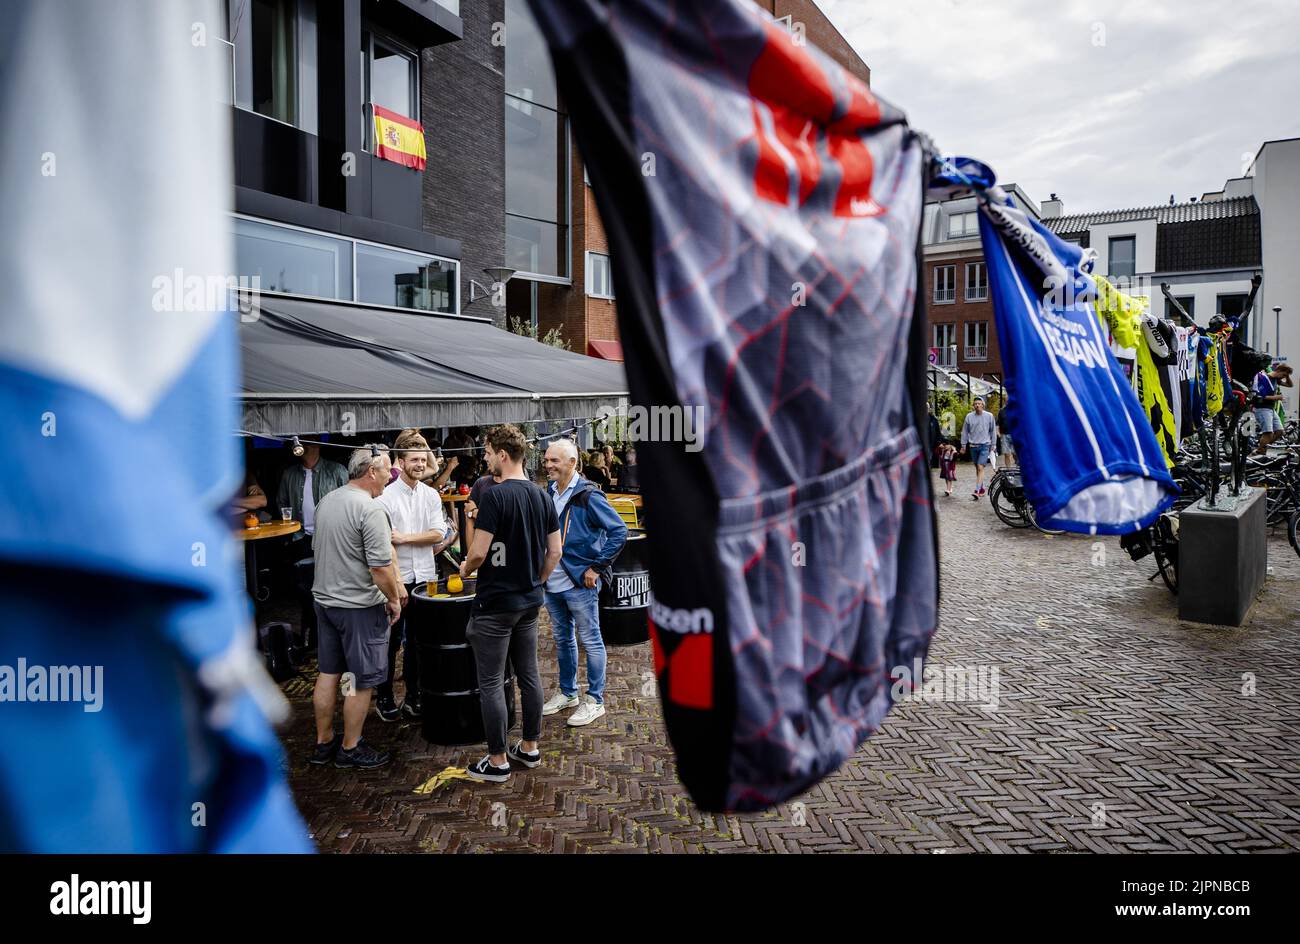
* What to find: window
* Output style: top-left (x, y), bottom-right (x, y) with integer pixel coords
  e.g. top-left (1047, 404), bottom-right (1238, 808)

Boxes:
top-left (933, 265), bottom-right (955, 303)
top-left (933, 324), bottom-right (956, 367)
top-left (234, 217), bottom-right (460, 313)
top-left (947, 212), bottom-right (977, 239)
top-left (965, 321), bottom-right (989, 361)
top-left (1165, 295), bottom-right (1195, 321)
top-left (357, 244), bottom-right (456, 313)
top-left (1108, 236), bottom-right (1136, 279)
top-left (229, 0), bottom-right (317, 134)
top-left (965, 262), bottom-right (988, 301)
top-left (363, 30), bottom-right (419, 151)
top-left (504, 0), bottom-right (569, 278)
top-left (234, 217), bottom-right (353, 299)
top-left (586, 252), bottom-right (614, 299)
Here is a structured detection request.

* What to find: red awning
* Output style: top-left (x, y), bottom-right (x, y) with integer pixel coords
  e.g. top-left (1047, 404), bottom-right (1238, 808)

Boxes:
top-left (588, 339), bottom-right (624, 361)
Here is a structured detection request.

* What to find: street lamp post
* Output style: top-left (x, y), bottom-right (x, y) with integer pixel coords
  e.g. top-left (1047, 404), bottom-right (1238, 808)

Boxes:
top-left (1274, 306), bottom-right (1282, 359)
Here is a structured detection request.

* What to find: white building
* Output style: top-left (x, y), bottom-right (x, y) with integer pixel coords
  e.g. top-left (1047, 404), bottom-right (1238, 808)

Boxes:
top-left (1041, 137), bottom-right (1300, 409)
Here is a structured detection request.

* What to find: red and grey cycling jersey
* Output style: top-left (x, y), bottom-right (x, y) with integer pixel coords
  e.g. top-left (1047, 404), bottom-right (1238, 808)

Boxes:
top-left (529, 0), bottom-right (938, 811)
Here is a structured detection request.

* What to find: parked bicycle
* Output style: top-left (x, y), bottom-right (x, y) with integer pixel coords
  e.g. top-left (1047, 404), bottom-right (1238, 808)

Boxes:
top-left (987, 466), bottom-right (1063, 535)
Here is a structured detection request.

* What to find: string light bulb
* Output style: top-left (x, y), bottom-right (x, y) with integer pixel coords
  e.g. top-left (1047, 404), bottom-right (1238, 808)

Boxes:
top-left (291, 436), bottom-right (304, 457)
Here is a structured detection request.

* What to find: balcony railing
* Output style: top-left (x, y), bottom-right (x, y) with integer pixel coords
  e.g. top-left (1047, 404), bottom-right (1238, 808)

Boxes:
top-left (933, 288), bottom-right (955, 303)
top-left (965, 345), bottom-right (988, 361)
top-left (965, 287), bottom-right (988, 301)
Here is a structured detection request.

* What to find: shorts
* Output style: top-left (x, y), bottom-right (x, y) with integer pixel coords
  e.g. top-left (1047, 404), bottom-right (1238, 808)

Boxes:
top-left (1000, 434), bottom-right (1014, 456)
top-left (1253, 407), bottom-right (1281, 434)
top-left (969, 442), bottom-right (991, 466)
top-left (313, 601), bottom-right (391, 689)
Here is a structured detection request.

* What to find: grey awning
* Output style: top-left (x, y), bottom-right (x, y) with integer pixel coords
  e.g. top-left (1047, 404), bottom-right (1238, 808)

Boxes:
top-left (240, 294), bottom-right (627, 435)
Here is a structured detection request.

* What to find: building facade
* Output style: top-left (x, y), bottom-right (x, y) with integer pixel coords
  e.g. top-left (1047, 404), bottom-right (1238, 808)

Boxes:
top-left (225, 0), bottom-right (498, 321)
top-left (1042, 193), bottom-right (1261, 344)
top-left (921, 184), bottom-right (1041, 382)
top-left (225, 0), bottom-right (876, 356)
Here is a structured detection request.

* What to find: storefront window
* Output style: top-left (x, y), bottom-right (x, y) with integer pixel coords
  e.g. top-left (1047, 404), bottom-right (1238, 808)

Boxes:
top-left (234, 217), bottom-right (353, 299)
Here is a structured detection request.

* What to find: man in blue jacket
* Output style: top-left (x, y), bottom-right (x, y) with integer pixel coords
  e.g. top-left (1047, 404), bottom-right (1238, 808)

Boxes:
top-left (541, 438), bottom-right (628, 726)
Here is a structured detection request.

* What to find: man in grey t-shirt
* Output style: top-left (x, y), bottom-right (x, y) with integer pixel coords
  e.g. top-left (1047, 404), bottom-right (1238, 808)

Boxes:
top-left (309, 446), bottom-right (407, 770)
top-left (960, 397), bottom-right (997, 499)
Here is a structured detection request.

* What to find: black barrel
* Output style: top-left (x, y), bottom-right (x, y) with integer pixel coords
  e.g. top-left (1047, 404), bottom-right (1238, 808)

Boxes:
top-left (409, 578), bottom-right (515, 745)
top-left (599, 529), bottom-right (651, 646)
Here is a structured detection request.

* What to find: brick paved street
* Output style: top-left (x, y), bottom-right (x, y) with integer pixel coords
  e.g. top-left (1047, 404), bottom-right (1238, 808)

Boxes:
top-left (280, 474), bottom-right (1300, 853)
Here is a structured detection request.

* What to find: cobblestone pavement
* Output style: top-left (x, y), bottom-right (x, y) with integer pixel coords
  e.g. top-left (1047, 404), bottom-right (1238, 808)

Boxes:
top-left (280, 475), bottom-right (1300, 852)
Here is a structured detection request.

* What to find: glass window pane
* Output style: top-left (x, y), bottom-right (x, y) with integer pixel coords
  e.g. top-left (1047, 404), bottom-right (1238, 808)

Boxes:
top-left (356, 243), bottom-right (455, 313)
top-left (251, 0), bottom-right (296, 125)
top-left (504, 0), bottom-right (558, 111)
top-left (371, 40), bottom-right (415, 119)
top-left (235, 218), bottom-right (352, 298)
top-left (507, 214), bottom-right (567, 278)
top-left (506, 97), bottom-right (564, 224)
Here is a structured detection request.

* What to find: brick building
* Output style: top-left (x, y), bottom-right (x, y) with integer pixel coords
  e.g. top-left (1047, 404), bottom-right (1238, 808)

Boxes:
top-left (921, 185), bottom-right (1042, 383)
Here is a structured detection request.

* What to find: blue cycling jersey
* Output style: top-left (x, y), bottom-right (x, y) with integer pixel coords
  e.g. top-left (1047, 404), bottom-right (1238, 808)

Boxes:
top-left (975, 184), bottom-right (1177, 534)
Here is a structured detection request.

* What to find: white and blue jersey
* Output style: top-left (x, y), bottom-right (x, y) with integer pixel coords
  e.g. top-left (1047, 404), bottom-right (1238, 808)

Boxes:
top-left (975, 183), bottom-right (1177, 534)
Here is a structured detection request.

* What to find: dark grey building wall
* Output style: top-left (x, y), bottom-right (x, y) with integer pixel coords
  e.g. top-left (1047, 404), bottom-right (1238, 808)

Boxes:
top-left (423, 0), bottom-right (506, 327)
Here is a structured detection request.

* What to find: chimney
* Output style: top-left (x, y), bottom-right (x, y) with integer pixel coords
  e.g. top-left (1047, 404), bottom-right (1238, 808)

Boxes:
top-left (1040, 193), bottom-right (1063, 219)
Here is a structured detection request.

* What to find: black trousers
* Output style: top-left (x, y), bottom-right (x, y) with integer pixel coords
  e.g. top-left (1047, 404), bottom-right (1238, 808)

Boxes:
top-left (378, 581), bottom-right (420, 703)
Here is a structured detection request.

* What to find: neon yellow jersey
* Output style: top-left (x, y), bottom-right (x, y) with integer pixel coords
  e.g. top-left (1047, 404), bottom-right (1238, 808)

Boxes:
top-left (1093, 277), bottom-right (1177, 466)
top-left (1205, 335), bottom-right (1224, 417)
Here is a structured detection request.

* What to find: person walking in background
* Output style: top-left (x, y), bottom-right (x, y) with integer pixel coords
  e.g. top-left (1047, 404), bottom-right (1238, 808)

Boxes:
top-left (938, 441), bottom-right (958, 497)
top-left (459, 425), bottom-right (562, 783)
top-left (961, 397), bottom-right (997, 499)
top-left (309, 446), bottom-right (407, 770)
top-left (541, 438), bottom-right (628, 727)
top-left (1253, 363), bottom-right (1292, 453)
top-left (375, 429), bottom-right (447, 722)
top-left (996, 400), bottom-right (1016, 468)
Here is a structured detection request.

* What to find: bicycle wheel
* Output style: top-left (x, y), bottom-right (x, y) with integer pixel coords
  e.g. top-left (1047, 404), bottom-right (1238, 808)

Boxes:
top-left (1290, 508), bottom-right (1300, 558)
top-left (1025, 502), bottom-right (1065, 536)
top-left (1153, 540), bottom-right (1179, 594)
top-left (989, 479), bottom-right (1030, 528)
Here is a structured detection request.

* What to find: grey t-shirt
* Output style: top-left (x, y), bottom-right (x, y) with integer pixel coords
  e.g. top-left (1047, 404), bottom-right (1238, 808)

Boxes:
top-left (311, 484), bottom-right (393, 608)
top-left (961, 410), bottom-right (997, 446)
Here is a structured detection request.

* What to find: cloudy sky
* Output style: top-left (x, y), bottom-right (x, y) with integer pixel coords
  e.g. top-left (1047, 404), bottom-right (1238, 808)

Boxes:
top-left (815, 0), bottom-right (1300, 215)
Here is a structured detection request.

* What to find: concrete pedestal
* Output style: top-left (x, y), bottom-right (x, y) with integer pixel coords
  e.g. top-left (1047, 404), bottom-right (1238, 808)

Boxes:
top-left (1178, 487), bottom-right (1267, 626)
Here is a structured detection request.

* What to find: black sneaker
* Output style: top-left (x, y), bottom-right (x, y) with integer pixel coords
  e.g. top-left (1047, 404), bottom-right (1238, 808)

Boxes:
top-left (309, 734), bottom-right (341, 766)
top-left (466, 755), bottom-right (511, 783)
top-left (401, 696), bottom-right (422, 720)
top-left (507, 741), bottom-right (541, 769)
top-left (334, 738), bottom-right (391, 769)
top-left (375, 694), bottom-right (401, 722)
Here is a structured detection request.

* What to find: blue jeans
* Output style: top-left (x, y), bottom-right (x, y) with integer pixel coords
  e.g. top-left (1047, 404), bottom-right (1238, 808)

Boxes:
top-left (543, 585), bottom-right (606, 704)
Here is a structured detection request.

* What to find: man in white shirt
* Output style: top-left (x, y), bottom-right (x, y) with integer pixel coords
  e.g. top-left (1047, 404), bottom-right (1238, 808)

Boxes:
top-left (375, 430), bottom-right (448, 721)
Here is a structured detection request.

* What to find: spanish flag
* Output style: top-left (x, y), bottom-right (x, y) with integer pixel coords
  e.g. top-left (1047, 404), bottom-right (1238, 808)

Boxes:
top-left (373, 104), bottom-right (426, 171)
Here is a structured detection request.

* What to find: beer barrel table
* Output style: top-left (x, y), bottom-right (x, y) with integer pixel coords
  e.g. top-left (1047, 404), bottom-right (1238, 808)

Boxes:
top-left (408, 578), bottom-right (515, 745)
top-left (599, 529), bottom-right (651, 646)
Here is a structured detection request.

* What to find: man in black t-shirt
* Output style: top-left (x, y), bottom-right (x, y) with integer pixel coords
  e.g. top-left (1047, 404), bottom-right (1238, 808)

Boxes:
top-left (459, 424), bottom-right (561, 782)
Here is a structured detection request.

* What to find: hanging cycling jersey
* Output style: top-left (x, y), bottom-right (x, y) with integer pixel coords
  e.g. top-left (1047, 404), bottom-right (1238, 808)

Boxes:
top-left (1206, 334), bottom-right (1226, 417)
top-left (970, 180), bottom-right (1177, 534)
top-left (1093, 277), bottom-right (1177, 468)
top-left (525, 0), bottom-right (938, 812)
top-left (1174, 325), bottom-right (1196, 436)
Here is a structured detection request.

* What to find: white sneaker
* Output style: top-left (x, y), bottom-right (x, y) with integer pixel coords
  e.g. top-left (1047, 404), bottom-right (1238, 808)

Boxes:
top-left (567, 698), bottom-right (606, 727)
top-left (542, 690), bottom-right (580, 716)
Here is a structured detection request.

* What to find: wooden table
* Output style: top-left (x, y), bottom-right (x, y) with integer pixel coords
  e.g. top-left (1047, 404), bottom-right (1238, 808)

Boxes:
top-left (235, 520), bottom-right (302, 607)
